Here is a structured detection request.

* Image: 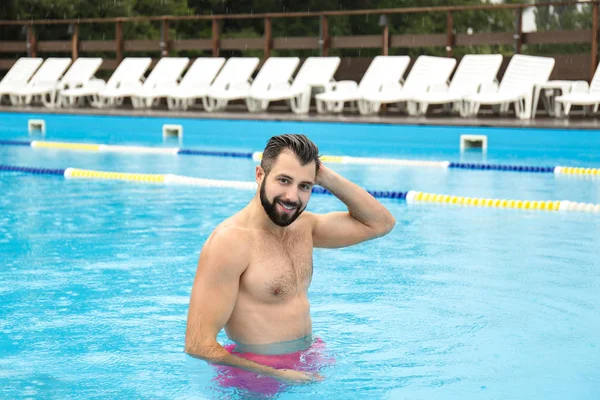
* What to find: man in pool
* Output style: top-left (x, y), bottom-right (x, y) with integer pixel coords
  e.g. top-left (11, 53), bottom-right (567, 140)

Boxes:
top-left (184, 134), bottom-right (395, 386)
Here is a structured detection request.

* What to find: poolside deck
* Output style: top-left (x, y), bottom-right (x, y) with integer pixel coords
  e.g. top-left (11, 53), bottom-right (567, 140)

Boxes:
top-left (3, 104), bottom-right (600, 130)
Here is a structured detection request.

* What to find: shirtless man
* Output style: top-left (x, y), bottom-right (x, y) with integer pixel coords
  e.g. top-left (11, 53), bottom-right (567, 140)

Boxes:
top-left (185, 134), bottom-right (395, 384)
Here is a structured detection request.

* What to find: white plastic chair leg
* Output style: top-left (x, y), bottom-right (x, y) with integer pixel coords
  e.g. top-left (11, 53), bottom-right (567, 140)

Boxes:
top-left (245, 98), bottom-right (256, 112)
top-left (259, 99), bottom-right (269, 111)
top-left (408, 101), bottom-right (429, 116)
top-left (290, 94), bottom-right (307, 114)
top-left (202, 96), bottom-right (220, 112)
top-left (219, 99), bottom-right (229, 111)
top-left (406, 101), bottom-right (417, 116)
top-left (554, 101), bottom-right (567, 118)
top-left (41, 90), bottom-right (58, 109)
top-left (316, 99), bottom-right (327, 114)
top-left (358, 99), bottom-right (379, 115)
top-left (181, 99), bottom-right (191, 111)
top-left (463, 101), bottom-right (480, 118)
top-left (332, 101), bottom-right (344, 113)
top-left (521, 95), bottom-right (533, 119)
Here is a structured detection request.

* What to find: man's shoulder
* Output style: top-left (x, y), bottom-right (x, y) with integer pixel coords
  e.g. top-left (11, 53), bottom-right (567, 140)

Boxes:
top-left (297, 211), bottom-right (319, 229)
top-left (200, 225), bottom-right (252, 274)
top-left (208, 224), bottom-right (252, 251)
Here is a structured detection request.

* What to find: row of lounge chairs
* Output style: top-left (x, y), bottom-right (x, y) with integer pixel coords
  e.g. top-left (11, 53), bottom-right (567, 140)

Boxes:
top-left (0, 54), bottom-right (598, 118)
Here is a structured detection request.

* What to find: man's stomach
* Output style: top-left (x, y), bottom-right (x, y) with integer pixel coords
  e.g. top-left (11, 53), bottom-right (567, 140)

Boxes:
top-left (224, 295), bottom-right (312, 352)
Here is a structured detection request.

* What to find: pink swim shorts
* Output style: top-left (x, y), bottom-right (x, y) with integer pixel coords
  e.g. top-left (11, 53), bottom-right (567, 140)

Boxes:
top-left (214, 337), bottom-right (333, 396)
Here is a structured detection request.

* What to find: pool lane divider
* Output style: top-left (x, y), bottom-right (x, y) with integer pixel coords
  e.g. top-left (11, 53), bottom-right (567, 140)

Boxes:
top-left (1, 139), bottom-right (599, 176)
top-left (2, 164), bottom-right (599, 213)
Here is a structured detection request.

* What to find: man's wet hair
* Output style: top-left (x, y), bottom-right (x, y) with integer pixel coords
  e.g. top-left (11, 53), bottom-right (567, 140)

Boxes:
top-left (261, 134), bottom-right (321, 176)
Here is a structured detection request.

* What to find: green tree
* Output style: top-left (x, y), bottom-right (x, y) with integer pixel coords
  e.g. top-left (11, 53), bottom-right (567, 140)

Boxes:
top-left (0, 0), bottom-right (594, 60)
top-left (531, 0), bottom-right (592, 55)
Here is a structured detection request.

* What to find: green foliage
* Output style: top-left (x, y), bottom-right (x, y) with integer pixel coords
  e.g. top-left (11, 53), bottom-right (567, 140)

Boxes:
top-left (0, 0), bottom-right (594, 59)
top-left (528, 0), bottom-right (592, 55)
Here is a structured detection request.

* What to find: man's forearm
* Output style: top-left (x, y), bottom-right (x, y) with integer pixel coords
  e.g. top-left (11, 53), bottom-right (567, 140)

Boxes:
top-left (317, 165), bottom-right (395, 231)
top-left (186, 344), bottom-right (282, 379)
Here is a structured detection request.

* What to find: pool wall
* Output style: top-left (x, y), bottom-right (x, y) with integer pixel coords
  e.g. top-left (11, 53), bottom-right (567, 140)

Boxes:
top-left (2, 111), bottom-right (600, 159)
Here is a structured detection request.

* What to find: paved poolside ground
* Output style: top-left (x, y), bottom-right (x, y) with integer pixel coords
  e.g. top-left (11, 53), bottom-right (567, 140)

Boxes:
top-left (3, 104), bottom-right (600, 130)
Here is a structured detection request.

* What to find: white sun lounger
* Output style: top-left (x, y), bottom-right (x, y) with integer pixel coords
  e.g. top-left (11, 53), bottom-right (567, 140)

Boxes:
top-left (407, 54), bottom-right (503, 117)
top-left (360, 56), bottom-right (457, 115)
top-left (166, 57), bottom-right (226, 111)
top-left (204, 57), bottom-right (300, 112)
top-left (167, 58), bottom-right (256, 111)
top-left (315, 56), bottom-right (411, 114)
top-left (555, 61), bottom-right (600, 117)
top-left (247, 56), bottom-right (341, 114)
top-left (95, 57), bottom-right (188, 109)
top-left (0, 58), bottom-right (43, 103)
top-left (198, 57), bottom-right (260, 112)
top-left (461, 54), bottom-right (555, 119)
top-left (60, 57), bottom-right (151, 108)
top-left (8, 58), bottom-right (72, 106)
top-left (12, 57), bottom-right (103, 108)
top-left (130, 57), bottom-right (190, 109)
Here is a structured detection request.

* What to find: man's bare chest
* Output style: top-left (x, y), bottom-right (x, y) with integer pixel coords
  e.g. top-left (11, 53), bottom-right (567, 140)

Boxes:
top-left (241, 231), bottom-right (313, 301)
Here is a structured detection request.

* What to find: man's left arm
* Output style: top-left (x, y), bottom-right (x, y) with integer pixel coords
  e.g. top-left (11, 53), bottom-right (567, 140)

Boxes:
top-left (308, 164), bottom-right (396, 248)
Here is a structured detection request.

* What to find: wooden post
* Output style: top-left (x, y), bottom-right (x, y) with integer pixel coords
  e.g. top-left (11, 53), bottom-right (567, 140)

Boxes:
top-left (446, 12), bottom-right (453, 58)
top-left (592, 2), bottom-right (599, 82)
top-left (264, 17), bottom-right (272, 59)
top-left (71, 24), bottom-right (79, 60)
top-left (515, 8), bottom-right (523, 54)
top-left (320, 16), bottom-right (329, 56)
top-left (116, 21), bottom-right (123, 64)
top-left (382, 24), bottom-right (389, 56)
top-left (27, 26), bottom-right (37, 58)
top-left (212, 18), bottom-right (220, 57)
top-left (161, 19), bottom-right (170, 57)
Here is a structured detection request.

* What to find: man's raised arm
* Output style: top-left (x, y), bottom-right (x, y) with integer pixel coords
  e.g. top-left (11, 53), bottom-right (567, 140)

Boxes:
top-left (308, 164), bottom-right (396, 248)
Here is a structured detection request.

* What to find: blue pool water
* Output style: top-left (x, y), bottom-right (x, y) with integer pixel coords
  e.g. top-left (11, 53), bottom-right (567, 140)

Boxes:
top-left (1, 112), bottom-right (600, 399)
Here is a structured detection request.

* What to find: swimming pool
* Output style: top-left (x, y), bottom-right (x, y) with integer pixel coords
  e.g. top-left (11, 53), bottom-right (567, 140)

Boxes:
top-left (1, 112), bottom-right (599, 399)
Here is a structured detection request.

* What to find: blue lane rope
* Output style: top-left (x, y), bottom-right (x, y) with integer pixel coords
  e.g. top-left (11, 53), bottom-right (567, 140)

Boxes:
top-left (177, 149), bottom-right (253, 158)
top-left (448, 162), bottom-right (554, 173)
top-left (0, 140), bottom-right (32, 146)
top-left (0, 139), bottom-right (590, 176)
top-left (0, 165), bottom-right (66, 175)
top-left (0, 164), bottom-right (409, 200)
top-left (314, 187), bottom-right (408, 200)
top-left (3, 164), bottom-right (600, 213)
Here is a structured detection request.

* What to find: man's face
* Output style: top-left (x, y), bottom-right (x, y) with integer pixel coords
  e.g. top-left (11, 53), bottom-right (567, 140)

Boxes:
top-left (259, 150), bottom-right (317, 227)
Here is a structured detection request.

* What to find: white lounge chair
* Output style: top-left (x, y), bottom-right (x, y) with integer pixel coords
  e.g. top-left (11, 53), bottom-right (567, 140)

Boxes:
top-left (555, 62), bottom-right (600, 117)
top-left (315, 56), bottom-right (411, 114)
top-left (461, 54), bottom-right (555, 119)
top-left (130, 57), bottom-right (190, 109)
top-left (199, 58), bottom-right (260, 112)
top-left (360, 56), bottom-right (457, 115)
top-left (248, 56), bottom-right (341, 114)
top-left (8, 58), bottom-right (72, 106)
top-left (166, 57), bottom-right (226, 111)
top-left (95, 57), bottom-right (188, 109)
top-left (204, 57), bottom-right (300, 112)
top-left (0, 57), bottom-right (43, 103)
top-left (13, 57), bottom-right (103, 108)
top-left (59, 57), bottom-right (151, 108)
top-left (407, 54), bottom-right (503, 117)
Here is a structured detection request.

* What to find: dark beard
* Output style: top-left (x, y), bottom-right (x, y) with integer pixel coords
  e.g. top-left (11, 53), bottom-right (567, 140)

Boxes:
top-left (260, 179), bottom-right (304, 227)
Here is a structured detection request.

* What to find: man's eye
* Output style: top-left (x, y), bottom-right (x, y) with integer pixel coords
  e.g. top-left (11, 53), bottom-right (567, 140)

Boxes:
top-left (279, 178), bottom-right (289, 184)
top-left (301, 184), bottom-right (311, 191)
